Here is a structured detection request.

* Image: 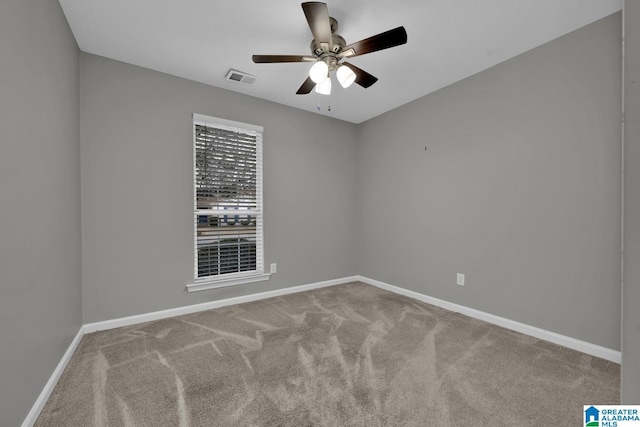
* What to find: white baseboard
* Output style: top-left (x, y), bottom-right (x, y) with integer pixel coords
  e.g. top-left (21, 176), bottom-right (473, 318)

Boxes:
top-left (83, 276), bottom-right (359, 333)
top-left (21, 327), bottom-right (85, 427)
top-left (356, 275), bottom-right (621, 364)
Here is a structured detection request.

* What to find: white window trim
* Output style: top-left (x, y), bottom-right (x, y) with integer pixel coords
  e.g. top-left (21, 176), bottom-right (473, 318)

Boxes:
top-left (187, 113), bottom-right (270, 293)
top-left (188, 271), bottom-right (271, 293)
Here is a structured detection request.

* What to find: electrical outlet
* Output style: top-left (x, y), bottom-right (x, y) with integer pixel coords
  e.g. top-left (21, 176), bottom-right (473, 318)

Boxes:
top-left (457, 273), bottom-right (465, 286)
top-left (270, 263), bottom-right (277, 274)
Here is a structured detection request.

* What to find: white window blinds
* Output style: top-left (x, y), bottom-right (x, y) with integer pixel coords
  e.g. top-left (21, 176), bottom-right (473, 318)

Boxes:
top-left (192, 114), bottom-right (265, 285)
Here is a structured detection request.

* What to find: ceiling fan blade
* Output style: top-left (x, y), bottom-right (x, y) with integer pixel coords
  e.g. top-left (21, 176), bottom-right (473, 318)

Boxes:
top-left (340, 26), bottom-right (407, 58)
top-left (296, 76), bottom-right (316, 94)
top-left (342, 62), bottom-right (378, 88)
top-left (302, 2), bottom-right (332, 49)
top-left (252, 55), bottom-right (316, 63)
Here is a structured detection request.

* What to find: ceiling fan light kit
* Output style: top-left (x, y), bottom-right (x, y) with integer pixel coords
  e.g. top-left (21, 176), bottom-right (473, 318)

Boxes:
top-left (315, 77), bottom-right (332, 95)
top-left (309, 60), bottom-right (329, 84)
top-left (252, 1), bottom-right (407, 96)
top-left (336, 65), bottom-right (356, 88)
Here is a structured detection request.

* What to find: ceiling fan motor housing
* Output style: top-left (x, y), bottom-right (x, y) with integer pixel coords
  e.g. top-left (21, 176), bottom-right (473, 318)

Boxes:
top-left (310, 19), bottom-right (346, 69)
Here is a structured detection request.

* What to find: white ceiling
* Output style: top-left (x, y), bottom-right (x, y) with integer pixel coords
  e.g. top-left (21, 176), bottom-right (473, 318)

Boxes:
top-left (58, 0), bottom-right (621, 124)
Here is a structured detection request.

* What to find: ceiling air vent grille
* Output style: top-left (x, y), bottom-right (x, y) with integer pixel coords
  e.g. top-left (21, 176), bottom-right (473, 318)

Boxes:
top-left (225, 69), bottom-right (257, 85)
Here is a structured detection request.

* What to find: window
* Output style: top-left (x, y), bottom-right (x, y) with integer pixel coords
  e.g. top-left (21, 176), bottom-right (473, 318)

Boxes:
top-left (188, 114), bottom-right (269, 292)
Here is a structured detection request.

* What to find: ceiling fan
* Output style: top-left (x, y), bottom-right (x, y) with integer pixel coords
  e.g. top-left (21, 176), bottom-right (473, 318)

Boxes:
top-left (252, 2), bottom-right (407, 96)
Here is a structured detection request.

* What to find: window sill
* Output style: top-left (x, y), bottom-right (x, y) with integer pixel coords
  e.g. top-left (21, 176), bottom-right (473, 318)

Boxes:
top-left (186, 272), bottom-right (271, 293)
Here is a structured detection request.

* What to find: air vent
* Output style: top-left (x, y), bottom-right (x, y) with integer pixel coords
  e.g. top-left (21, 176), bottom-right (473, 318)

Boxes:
top-left (225, 69), bottom-right (257, 85)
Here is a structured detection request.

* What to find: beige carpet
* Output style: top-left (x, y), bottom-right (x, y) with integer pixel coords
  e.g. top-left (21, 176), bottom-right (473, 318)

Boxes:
top-left (36, 282), bottom-right (619, 426)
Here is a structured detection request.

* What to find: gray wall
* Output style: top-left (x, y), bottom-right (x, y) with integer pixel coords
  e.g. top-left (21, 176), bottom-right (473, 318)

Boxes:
top-left (79, 53), bottom-right (358, 323)
top-left (623, 1), bottom-right (640, 402)
top-left (0, 5), bottom-right (627, 422)
top-left (0, 1), bottom-right (82, 425)
top-left (356, 13), bottom-right (622, 350)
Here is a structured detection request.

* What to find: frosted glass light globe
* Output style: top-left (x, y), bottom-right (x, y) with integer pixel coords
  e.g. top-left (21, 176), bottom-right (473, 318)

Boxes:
top-left (336, 65), bottom-right (356, 88)
top-left (309, 61), bottom-right (329, 84)
top-left (314, 77), bottom-right (331, 95)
